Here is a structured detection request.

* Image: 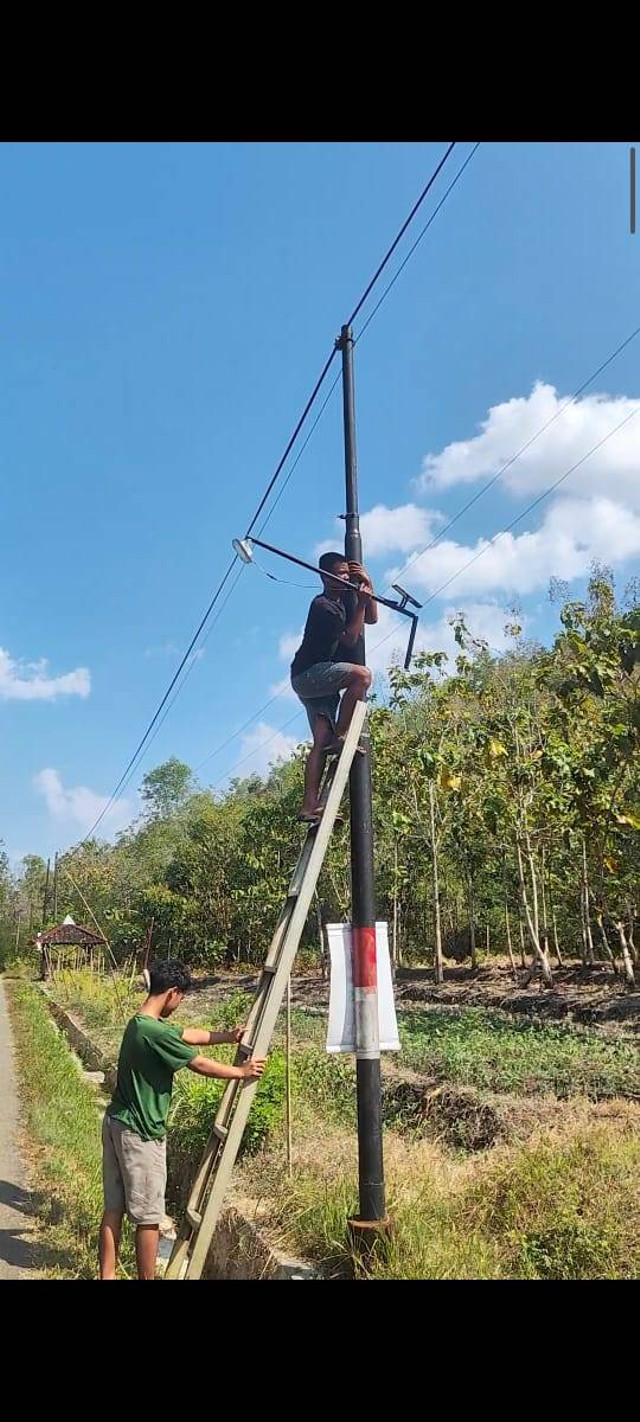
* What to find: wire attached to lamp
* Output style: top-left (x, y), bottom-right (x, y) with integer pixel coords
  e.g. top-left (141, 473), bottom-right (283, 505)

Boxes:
top-left (232, 536), bottom-right (422, 670)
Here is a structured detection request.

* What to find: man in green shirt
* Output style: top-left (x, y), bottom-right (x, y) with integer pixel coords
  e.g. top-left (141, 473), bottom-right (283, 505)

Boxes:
top-left (99, 957), bottom-right (266, 1280)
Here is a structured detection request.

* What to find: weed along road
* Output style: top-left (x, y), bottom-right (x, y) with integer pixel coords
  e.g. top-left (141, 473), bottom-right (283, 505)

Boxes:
top-left (0, 981), bottom-right (34, 1279)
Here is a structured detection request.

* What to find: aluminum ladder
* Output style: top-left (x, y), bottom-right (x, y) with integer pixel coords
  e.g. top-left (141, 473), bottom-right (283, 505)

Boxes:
top-left (165, 700), bottom-right (366, 1280)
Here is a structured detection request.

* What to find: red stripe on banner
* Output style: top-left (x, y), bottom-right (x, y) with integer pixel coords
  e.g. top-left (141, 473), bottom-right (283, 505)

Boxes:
top-left (353, 926), bottom-right (377, 988)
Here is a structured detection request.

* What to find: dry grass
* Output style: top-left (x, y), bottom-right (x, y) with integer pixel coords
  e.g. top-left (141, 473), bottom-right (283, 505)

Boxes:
top-left (237, 1104), bottom-right (640, 1279)
top-left (41, 969), bottom-right (640, 1280)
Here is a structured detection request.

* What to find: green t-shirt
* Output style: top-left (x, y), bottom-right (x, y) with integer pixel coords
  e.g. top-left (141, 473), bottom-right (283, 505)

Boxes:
top-left (108, 1014), bottom-right (197, 1141)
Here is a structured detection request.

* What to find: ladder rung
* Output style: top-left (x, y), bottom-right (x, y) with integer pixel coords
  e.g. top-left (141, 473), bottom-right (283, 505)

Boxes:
top-left (237, 1041), bottom-right (254, 1058)
top-left (186, 1206), bottom-right (202, 1230)
top-left (262, 962), bottom-right (277, 976)
top-left (212, 1122), bottom-right (228, 1142)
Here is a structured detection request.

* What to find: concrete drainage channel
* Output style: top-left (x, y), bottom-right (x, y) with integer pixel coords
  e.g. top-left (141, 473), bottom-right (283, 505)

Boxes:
top-left (40, 989), bottom-right (321, 1281)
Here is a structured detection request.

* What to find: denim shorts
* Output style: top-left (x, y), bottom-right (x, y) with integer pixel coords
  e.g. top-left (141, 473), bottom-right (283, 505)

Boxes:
top-left (291, 661), bottom-right (354, 735)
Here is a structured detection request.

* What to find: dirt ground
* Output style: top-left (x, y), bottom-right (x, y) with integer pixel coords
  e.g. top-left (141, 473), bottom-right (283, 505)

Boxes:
top-left (189, 958), bottom-right (640, 1035)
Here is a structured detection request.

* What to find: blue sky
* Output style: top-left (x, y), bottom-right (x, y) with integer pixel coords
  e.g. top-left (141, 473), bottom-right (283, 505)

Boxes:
top-left (2, 141), bottom-right (638, 862)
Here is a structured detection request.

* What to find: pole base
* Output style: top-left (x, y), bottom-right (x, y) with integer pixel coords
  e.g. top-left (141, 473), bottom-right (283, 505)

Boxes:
top-left (347, 1215), bottom-right (393, 1267)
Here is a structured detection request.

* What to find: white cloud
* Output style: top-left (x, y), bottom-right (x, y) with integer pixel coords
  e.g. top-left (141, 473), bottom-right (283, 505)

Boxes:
top-left (270, 633), bottom-right (304, 698)
top-left (0, 648), bottom-right (90, 702)
top-left (316, 503), bottom-right (439, 561)
top-left (391, 495), bottom-right (640, 600)
top-left (366, 601), bottom-right (521, 678)
top-left (238, 722), bottom-right (300, 777)
top-left (34, 768), bottom-right (133, 837)
top-left (419, 383), bottom-right (640, 506)
top-left (279, 631), bottom-right (301, 661)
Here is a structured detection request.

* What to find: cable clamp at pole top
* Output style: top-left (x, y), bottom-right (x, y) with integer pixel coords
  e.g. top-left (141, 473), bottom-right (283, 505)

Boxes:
top-left (334, 326), bottom-right (353, 352)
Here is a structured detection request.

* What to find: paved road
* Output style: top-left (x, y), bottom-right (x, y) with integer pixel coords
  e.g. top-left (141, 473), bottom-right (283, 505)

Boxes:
top-left (0, 980), bottom-right (35, 1279)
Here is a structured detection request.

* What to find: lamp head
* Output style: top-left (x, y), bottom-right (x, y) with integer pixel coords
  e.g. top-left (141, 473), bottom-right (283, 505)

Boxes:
top-left (232, 538), bottom-right (254, 564)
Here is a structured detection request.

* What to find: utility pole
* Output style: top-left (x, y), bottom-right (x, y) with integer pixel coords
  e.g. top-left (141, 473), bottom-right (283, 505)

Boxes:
top-left (42, 857), bottom-right (51, 929)
top-left (53, 852), bottom-right (58, 923)
top-left (337, 323), bottom-right (387, 1238)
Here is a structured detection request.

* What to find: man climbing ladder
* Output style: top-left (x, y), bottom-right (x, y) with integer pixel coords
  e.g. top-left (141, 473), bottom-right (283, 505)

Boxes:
top-left (290, 551), bottom-right (377, 824)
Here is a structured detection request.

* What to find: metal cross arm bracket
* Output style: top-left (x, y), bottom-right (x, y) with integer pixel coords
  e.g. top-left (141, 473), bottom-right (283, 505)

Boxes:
top-left (372, 591), bottom-right (421, 670)
top-left (232, 535), bottom-right (422, 669)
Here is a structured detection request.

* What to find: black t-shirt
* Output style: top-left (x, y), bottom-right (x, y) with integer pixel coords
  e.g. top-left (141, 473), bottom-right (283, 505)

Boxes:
top-left (291, 593), bottom-right (358, 676)
top-left (336, 589), bottom-right (360, 665)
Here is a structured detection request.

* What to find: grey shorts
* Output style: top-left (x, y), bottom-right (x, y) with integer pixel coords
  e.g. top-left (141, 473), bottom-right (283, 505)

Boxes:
top-left (102, 1114), bottom-right (167, 1226)
top-left (291, 661), bottom-right (354, 735)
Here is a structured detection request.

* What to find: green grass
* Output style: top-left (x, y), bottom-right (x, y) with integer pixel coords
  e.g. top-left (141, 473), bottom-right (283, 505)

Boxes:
top-left (466, 1126), bottom-right (640, 1279)
top-left (7, 980), bottom-right (135, 1278)
top-left (399, 1007), bottom-right (639, 1099)
top-left (167, 1045), bottom-right (358, 1209)
top-left (49, 969), bottom-right (140, 1057)
top-left (51, 970), bottom-right (257, 1060)
top-left (168, 1051), bottom-right (288, 1197)
top-left (9, 974), bottom-right (640, 1281)
top-left (54, 971), bottom-right (639, 1103)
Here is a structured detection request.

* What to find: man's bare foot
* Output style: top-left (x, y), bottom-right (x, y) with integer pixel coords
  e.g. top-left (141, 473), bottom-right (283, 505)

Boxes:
top-left (297, 808), bottom-right (323, 824)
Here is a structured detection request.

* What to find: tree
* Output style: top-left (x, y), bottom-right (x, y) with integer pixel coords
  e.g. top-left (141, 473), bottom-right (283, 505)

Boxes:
top-left (141, 759), bottom-right (195, 819)
top-left (12, 574), bottom-right (638, 989)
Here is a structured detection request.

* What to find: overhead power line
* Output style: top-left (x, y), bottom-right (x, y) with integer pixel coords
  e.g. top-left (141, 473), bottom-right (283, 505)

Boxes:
top-left (380, 319), bottom-right (640, 599)
top-left (246, 141), bottom-right (459, 537)
top-left (198, 316), bottom-right (638, 786)
top-left (346, 142), bottom-right (457, 328)
top-left (75, 144), bottom-right (462, 846)
top-left (77, 555), bottom-right (240, 844)
top-left (370, 406), bottom-right (639, 658)
top-left (228, 413), bottom-right (639, 778)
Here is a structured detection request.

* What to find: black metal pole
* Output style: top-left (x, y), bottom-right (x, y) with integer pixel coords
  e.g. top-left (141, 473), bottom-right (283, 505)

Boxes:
top-left (338, 323), bottom-right (386, 1231)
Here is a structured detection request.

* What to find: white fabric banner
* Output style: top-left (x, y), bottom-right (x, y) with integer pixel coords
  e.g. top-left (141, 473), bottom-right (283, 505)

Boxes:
top-left (325, 921), bottom-right (400, 1053)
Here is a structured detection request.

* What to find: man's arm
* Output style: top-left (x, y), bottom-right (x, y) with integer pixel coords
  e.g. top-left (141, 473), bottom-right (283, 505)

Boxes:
top-left (340, 565), bottom-right (377, 646)
top-left (349, 562), bottom-right (378, 625)
top-left (340, 598), bottom-right (367, 648)
top-left (188, 1054), bottom-right (266, 1081)
top-left (181, 1026), bottom-right (244, 1047)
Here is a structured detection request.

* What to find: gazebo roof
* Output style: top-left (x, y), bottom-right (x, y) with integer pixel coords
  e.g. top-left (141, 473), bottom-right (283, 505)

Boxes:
top-left (37, 919), bottom-right (104, 949)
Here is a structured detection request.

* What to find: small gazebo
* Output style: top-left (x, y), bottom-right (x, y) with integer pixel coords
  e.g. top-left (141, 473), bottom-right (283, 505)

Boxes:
top-left (35, 914), bottom-right (104, 978)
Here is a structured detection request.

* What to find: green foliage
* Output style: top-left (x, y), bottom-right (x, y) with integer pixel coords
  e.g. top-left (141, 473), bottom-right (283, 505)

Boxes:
top-left (140, 758), bottom-right (194, 819)
top-left (25, 969), bottom-right (640, 1280)
top-left (169, 1044), bottom-right (355, 1188)
top-left (399, 1008), bottom-right (639, 1098)
top-left (3, 570), bottom-right (638, 979)
top-left (169, 1049), bottom-right (287, 1175)
top-left (465, 1125), bottom-right (640, 1279)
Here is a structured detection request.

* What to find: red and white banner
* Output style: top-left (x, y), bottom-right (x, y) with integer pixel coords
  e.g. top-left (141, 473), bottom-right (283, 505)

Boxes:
top-left (325, 921), bottom-right (400, 1054)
